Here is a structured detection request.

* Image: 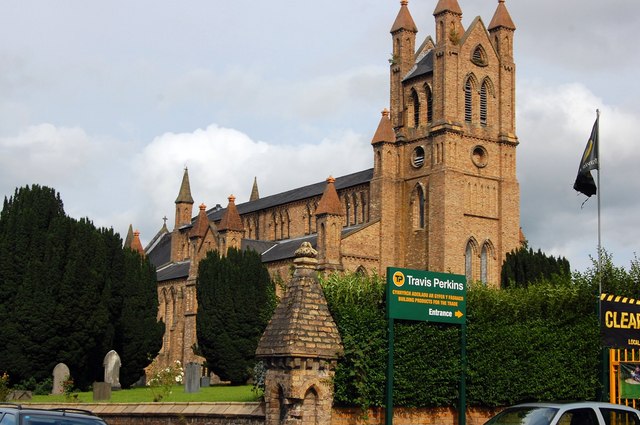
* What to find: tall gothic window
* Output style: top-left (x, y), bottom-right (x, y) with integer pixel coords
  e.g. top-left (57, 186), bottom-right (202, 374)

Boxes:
top-left (425, 85), bottom-right (433, 123)
top-left (480, 82), bottom-right (488, 126)
top-left (481, 244), bottom-right (488, 284)
top-left (465, 240), bottom-right (475, 283)
top-left (411, 89), bottom-right (420, 128)
top-left (464, 79), bottom-right (473, 123)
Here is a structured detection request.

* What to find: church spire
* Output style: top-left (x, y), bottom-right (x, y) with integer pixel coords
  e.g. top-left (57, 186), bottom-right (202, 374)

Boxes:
top-left (174, 168), bottom-right (194, 229)
top-left (488, 0), bottom-right (515, 31)
top-left (390, 0), bottom-right (417, 33)
top-left (175, 167), bottom-right (194, 204)
top-left (250, 176), bottom-right (260, 202)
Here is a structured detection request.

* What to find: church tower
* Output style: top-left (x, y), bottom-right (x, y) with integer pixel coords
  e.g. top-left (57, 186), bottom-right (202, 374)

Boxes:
top-left (381, 0), bottom-right (520, 285)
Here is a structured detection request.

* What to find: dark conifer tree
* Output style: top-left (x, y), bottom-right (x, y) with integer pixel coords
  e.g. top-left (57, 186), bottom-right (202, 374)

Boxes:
top-left (501, 244), bottom-right (571, 288)
top-left (196, 248), bottom-right (276, 384)
top-left (0, 185), bottom-right (163, 389)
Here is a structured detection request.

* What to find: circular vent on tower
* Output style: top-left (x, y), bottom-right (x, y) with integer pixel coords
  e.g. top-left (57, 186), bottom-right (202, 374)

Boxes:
top-left (411, 146), bottom-right (425, 168)
top-left (471, 145), bottom-right (488, 168)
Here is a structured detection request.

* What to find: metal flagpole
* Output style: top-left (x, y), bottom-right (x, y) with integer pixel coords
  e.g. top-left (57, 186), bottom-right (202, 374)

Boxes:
top-left (596, 109), bottom-right (601, 300)
top-left (595, 109), bottom-right (607, 401)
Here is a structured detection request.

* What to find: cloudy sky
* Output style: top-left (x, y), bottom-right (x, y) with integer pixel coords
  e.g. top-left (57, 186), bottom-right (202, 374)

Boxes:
top-left (1, 0), bottom-right (638, 273)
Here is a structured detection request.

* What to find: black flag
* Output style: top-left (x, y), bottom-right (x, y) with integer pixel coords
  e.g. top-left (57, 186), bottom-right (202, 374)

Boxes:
top-left (573, 117), bottom-right (599, 197)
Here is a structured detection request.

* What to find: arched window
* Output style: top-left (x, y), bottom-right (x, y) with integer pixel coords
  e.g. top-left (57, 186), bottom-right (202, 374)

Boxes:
top-left (352, 193), bottom-right (359, 225)
top-left (464, 79), bottom-right (473, 123)
top-left (345, 198), bottom-right (351, 226)
top-left (425, 85), bottom-right (433, 123)
top-left (465, 239), bottom-right (477, 283)
top-left (481, 244), bottom-right (489, 284)
top-left (410, 184), bottom-right (426, 230)
top-left (411, 89), bottom-right (420, 128)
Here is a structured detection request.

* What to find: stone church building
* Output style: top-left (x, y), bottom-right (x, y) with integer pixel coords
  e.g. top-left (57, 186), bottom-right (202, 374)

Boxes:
top-left (140, 0), bottom-right (522, 369)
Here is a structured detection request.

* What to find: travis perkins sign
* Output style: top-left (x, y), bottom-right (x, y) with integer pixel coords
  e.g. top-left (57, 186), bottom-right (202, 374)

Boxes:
top-left (601, 293), bottom-right (640, 349)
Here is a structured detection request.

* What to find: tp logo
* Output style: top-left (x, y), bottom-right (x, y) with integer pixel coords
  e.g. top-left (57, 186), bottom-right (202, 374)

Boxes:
top-left (393, 271), bottom-right (405, 287)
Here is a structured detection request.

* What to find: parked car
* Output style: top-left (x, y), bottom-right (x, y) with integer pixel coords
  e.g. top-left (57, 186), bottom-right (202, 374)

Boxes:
top-left (0, 403), bottom-right (108, 425)
top-left (484, 402), bottom-right (640, 425)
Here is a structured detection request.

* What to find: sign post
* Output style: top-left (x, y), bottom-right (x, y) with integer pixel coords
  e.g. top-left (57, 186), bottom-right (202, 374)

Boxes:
top-left (385, 267), bottom-right (467, 425)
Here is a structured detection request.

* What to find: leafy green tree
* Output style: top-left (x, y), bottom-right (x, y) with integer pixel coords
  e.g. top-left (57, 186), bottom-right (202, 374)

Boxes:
top-left (501, 244), bottom-right (571, 288)
top-left (196, 248), bottom-right (276, 384)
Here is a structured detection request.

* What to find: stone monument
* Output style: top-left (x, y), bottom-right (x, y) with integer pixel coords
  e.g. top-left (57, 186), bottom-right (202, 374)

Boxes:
top-left (52, 363), bottom-right (70, 395)
top-left (256, 242), bottom-right (343, 425)
top-left (103, 350), bottom-right (121, 390)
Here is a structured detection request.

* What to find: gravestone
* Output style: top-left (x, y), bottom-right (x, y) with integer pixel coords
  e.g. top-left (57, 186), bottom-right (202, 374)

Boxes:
top-left (92, 382), bottom-right (111, 401)
top-left (184, 362), bottom-right (200, 393)
top-left (103, 350), bottom-right (121, 390)
top-left (200, 375), bottom-right (211, 388)
top-left (52, 363), bottom-right (70, 395)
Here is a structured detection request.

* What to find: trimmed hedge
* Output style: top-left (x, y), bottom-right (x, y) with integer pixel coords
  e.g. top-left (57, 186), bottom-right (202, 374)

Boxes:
top-left (321, 272), bottom-right (600, 409)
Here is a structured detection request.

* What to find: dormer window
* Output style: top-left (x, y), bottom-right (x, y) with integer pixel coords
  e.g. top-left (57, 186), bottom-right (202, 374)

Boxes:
top-left (471, 45), bottom-right (488, 67)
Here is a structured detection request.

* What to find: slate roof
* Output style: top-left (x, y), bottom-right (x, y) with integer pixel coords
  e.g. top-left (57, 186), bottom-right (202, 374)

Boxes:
top-left (404, 49), bottom-right (434, 81)
top-left (147, 232), bottom-right (171, 268)
top-left (146, 168), bottom-right (373, 280)
top-left (207, 168), bottom-right (373, 221)
top-left (156, 261), bottom-right (190, 282)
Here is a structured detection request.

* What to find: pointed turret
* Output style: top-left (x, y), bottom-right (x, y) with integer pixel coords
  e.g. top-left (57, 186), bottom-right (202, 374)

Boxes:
top-left (433, 0), bottom-right (462, 15)
top-left (130, 230), bottom-right (145, 255)
top-left (390, 1), bottom-right (418, 129)
top-left (175, 167), bottom-right (194, 204)
top-left (315, 177), bottom-right (343, 216)
top-left (433, 0), bottom-right (463, 46)
top-left (123, 224), bottom-right (134, 248)
top-left (218, 195), bottom-right (244, 232)
top-left (256, 242), bottom-right (342, 425)
top-left (390, 0), bottom-right (417, 33)
top-left (218, 195), bottom-right (244, 254)
top-left (249, 176), bottom-right (260, 202)
top-left (488, 0), bottom-right (517, 140)
top-left (371, 109), bottom-right (396, 145)
top-left (174, 168), bottom-right (194, 230)
top-left (315, 177), bottom-right (343, 271)
top-left (488, 0), bottom-right (515, 31)
top-left (191, 204), bottom-right (209, 239)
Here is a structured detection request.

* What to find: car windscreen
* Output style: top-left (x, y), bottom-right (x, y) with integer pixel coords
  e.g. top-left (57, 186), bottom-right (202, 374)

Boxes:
top-left (484, 406), bottom-right (559, 425)
top-left (599, 407), bottom-right (640, 425)
top-left (21, 414), bottom-right (106, 425)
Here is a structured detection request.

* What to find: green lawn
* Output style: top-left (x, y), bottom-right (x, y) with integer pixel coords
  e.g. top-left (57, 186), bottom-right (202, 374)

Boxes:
top-left (28, 385), bottom-right (260, 403)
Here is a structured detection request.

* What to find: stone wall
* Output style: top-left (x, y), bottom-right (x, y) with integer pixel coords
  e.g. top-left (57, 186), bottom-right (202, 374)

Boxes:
top-left (27, 403), bottom-right (500, 425)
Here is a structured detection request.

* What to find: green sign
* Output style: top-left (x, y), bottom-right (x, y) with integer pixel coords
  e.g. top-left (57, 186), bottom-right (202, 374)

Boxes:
top-left (386, 267), bottom-right (467, 325)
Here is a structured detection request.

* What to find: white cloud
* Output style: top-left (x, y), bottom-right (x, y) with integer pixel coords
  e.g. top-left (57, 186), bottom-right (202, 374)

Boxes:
top-left (131, 124), bottom-right (372, 242)
top-left (517, 81), bottom-right (640, 272)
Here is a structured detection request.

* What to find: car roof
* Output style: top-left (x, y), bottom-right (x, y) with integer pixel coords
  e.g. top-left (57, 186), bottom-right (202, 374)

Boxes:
top-left (509, 402), bottom-right (640, 413)
top-left (0, 404), bottom-right (105, 421)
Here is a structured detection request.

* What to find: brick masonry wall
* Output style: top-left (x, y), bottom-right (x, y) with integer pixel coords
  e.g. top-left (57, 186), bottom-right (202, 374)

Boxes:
top-left (27, 403), bottom-right (501, 425)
